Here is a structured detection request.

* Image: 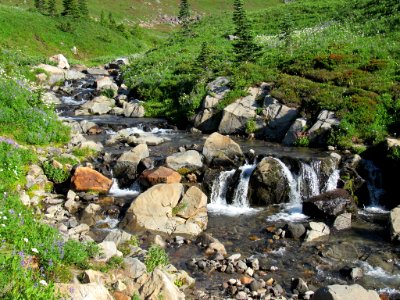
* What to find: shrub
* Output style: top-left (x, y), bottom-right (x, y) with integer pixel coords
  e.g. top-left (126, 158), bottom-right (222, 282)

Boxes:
top-left (245, 119), bottom-right (257, 134)
top-left (42, 161), bottom-right (70, 184)
top-left (144, 245), bottom-right (169, 272)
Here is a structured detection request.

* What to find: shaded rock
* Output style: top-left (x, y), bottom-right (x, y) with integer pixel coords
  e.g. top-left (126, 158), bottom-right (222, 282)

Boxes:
top-left (71, 167), bottom-right (112, 194)
top-left (55, 283), bottom-right (113, 300)
top-left (263, 96), bottom-right (299, 142)
top-left (285, 223), bottom-right (306, 239)
top-left (80, 203), bottom-right (102, 226)
top-left (303, 189), bottom-right (354, 220)
top-left (322, 242), bottom-right (359, 261)
top-left (282, 118), bottom-right (307, 146)
top-left (308, 110), bottom-right (340, 146)
top-left (197, 233), bottom-right (227, 255)
top-left (333, 213), bottom-right (352, 230)
top-left (81, 270), bottom-right (106, 284)
top-left (140, 268), bottom-right (185, 300)
top-left (166, 150), bottom-right (203, 171)
top-left (304, 222), bottom-right (330, 242)
top-left (49, 54), bottom-right (70, 69)
top-left (194, 109), bottom-right (222, 133)
top-left (114, 144), bottom-right (149, 185)
top-left (175, 186), bottom-right (207, 219)
top-left (139, 167), bottom-right (181, 187)
top-left (104, 229), bottom-right (132, 247)
top-left (291, 277), bottom-right (308, 294)
top-left (202, 132), bottom-right (243, 166)
top-left (124, 257), bottom-right (147, 280)
top-left (313, 284), bottom-right (380, 300)
top-left (249, 157), bottom-right (289, 205)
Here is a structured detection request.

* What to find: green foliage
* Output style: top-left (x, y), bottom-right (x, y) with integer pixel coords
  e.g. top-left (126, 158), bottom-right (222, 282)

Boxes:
top-left (42, 161), bottom-right (70, 184)
top-left (47, 0), bottom-right (57, 16)
top-left (0, 141), bottom-right (36, 191)
top-left (62, 0), bottom-right (79, 17)
top-left (294, 133), bottom-right (310, 147)
top-left (245, 118), bottom-right (257, 134)
top-left (389, 146), bottom-right (400, 161)
top-left (78, 0), bottom-right (89, 17)
top-left (118, 235), bottom-right (140, 256)
top-left (179, 0), bottom-right (191, 36)
top-left (145, 245), bottom-right (169, 272)
top-left (132, 294), bottom-right (141, 300)
top-left (174, 278), bottom-right (185, 288)
top-left (101, 88), bottom-right (116, 98)
top-left (172, 201), bottom-right (188, 216)
top-left (62, 240), bottom-right (100, 269)
top-left (72, 146), bottom-right (98, 160)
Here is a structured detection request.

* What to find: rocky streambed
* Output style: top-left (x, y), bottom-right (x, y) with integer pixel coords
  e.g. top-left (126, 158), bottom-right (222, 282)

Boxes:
top-left (28, 56), bottom-right (400, 300)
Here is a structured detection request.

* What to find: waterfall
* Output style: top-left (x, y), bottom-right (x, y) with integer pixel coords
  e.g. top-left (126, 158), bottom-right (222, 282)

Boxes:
top-left (209, 169), bottom-right (236, 206)
top-left (208, 164), bottom-right (257, 215)
top-left (323, 169), bottom-right (340, 192)
top-left (109, 179), bottom-right (141, 197)
top-left (272, 157), bottom-right (301, 205)
top-left (361, 160), bottom-right (387, 212)
top-left (232, 163), bottom-right (257, 207)
top-left (297, 161), bottom-right (321, 199)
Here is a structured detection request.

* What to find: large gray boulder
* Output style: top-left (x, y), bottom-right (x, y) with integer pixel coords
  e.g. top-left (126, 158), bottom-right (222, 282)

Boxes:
top-left (121, 183), bottom-right (207, 236)
top-left (308, 110), bottom-right (340, 145)
top-left (202, 132), bottom-right (243, 166)
top-left (166, 150), bottom-right (203, 171)
top-left (313, 284), bottom-right (380, 300)
top-left (95, 76), bottom-right (118, 94)
top-left (390, 206), bottom-right (400, 242)
top-left (218, 87), bottom-right (261, 134)
top-left (304, 222), bottom-right (330, 242)
top-left (123, 102), bottom-right (145, 118)
top-left (113, 144), bottom-right (149, 185)
top-left (303, 189), bottom-right (355, 220)
top-left (249, 157), bottom-right (289, 205)
top-left (75, 96), bottom-right (115, 115)
top-left (282, 118), bottom-right (308, 145)
top-left (262, 96), bottom-right (298, 142)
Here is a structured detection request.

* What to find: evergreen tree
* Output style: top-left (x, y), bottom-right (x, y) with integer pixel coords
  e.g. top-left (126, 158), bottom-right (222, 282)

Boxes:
top-left (100, 10), bottom-right (107, 26)
top-left (78, 0), bottom-right (89, 17)
top-left (232, 0), bottom-right (260, 63)
top-left (47, 0), bottom-right (57, 16)
top-left (62, 0), bottom-right (79, 17)
top-left (178, 0), bottom-right (191, 36)
top-left (195, 42), bottom-right (213, 74)
top-left (108, 12), bottom-right (116, 29)
top-left (34, 0), bottom-right (45, 12)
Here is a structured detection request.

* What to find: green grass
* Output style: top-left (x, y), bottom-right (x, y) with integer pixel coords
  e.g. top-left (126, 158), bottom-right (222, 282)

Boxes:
top-left (144, 244), bottom-right (169, 272)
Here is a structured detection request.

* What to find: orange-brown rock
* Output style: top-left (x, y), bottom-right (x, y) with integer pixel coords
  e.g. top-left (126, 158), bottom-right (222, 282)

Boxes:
top-left (113, 292), bottom-right (131, 300)
top-left (139, 166), bottom-right (181, 187)
top-left (71, 167), bottom-right (112, 194)
top-left (240, 276), bottom-right (254, 285)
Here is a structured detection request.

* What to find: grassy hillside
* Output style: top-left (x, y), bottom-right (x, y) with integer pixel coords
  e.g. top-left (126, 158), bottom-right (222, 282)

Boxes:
top-left (0, 0), bottom-right (280, 22)
top-left (0, 5), bottom-right (152, 64)
top-left (123, 0), bottom-right (400, 150)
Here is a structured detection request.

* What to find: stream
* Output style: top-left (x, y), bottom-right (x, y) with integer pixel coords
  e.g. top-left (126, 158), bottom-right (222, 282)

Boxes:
top-left (54, 68), bottom-right (400, 299)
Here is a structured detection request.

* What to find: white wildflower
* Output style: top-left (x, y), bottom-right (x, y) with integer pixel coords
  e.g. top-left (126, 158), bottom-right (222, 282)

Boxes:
top-left (31, 248), bottom-right (39, 253)
top-left (39, 280), bottom-right (48, 286)
top-left (23, 238), bottom-right (29, 243)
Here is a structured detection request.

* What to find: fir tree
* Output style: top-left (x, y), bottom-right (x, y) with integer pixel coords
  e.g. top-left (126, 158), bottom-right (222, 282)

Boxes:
top-left (78, 0), bottom-right (89, 17)
top-left (100, 10), bottom-right (107, 26)
top-left (232, 0), bottom-right (260, 63)
top-left (47, 0), bottom-right (57, 16)
top-left (178, 0), bottom-right (191, 36)
top-left (62, 0), bottom-right (79, 17)
top-left (34, 0), bottom-right (45, 12)
top-left (195, 42), bottom-right (213, 73)
top-left (108, 12), bottom-right (116, 29)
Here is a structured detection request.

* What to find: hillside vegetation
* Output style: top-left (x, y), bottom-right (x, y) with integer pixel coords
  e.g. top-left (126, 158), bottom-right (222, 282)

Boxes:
top-left (124, 0), bottom-right (400, 150)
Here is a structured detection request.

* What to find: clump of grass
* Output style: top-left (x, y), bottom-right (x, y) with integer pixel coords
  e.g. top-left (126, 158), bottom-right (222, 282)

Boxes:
top-left (144, 244), bottom-right (169, 272)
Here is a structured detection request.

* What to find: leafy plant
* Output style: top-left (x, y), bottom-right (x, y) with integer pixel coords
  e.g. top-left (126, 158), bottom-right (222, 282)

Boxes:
top-left (144, 245), bottom-right (169, 272)
top-left (245, 119), bottom-right (257, 134)
top-left (42, 161), bottom-right (70, 184)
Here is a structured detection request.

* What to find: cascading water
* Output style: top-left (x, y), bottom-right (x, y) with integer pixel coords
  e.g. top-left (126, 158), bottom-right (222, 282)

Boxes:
top-left (208, 163), bottom-right (257, 215)
top-left (323, 169), bottom-right (340, 192)
top-left (297, 161), bottom-right (321, 199)
top-left (109, 179), bottom-right (141, 197)
top-left (361, 159), bottom-right (387, 213)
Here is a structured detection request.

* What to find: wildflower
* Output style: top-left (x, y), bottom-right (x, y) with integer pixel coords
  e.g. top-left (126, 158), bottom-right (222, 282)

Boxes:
top-left (2, 216), bottom-right (6, 220)
top-left (23, 238), bottom-right (28, 243)
top-left (1, 224), bottom-right (5, 227)
top-left (39, 280), bottom-right (48, 286)
top-left (31, 248), bottom-right (39, 253)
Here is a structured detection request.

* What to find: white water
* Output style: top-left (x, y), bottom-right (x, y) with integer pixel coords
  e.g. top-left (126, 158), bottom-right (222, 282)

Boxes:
top-left (208, 166), bottom-right (258, 216)
top-left (61, 96), bottom-right (86, 105)
top-left (362, 159), bottom-right (386, 209)
top-left (272, 157), bottom-right (302, 204)
top-left (323, 169), bottom-right (340, 192)
top-left (109, 179), bottom-right (141, 197)
top-left (360, 261), bottom-right (400, 283)
top-left (297, 161), bottom-right (320, 198)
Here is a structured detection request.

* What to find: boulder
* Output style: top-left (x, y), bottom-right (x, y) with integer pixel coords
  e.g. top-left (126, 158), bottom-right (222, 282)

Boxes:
top-left (71, 167), bottom-right (112, 194)
top-left (174, 186), bottom-right (207, 219)
top-left (304, 222), bottom-right (330, 242)
top-left (166, 150), bottom-right (203, 171)
top-left (80, 203), bottom-right (102, 226)
top-left (218, 87), bottom-right (261, 134)
top-left (96, 241), bottom-right (123, 262)
top-left (56, 283), bottom-right (113, 300)
top-left (86, 68), bottom-right (109, 76)
top-left (308, 110), bottom-right (340, 145)
top-left (121, 183), bottom-right (184, 233)
top-left (312, 284), bottom-right (380, 300)
top-left (303, 189), bottom-right (354, 220)
top-left (202, 132), bottom-right (243, 166)
top-left (390, 206), bottom-right (400, 242)
top-left (249, 157), bottom-right (289, 205)
top-left (80, 270), bottom-right (106, 284)
top-left (285, 223), bottom-right (306, 239)
top-left (206, 77), bottom-right (230, 106)
top-left (75, 96), bottom-right (115, 115)
top-left (139, 167), bottom-right (181, 187)
top-left (193, 108), bottom-right (222, 133)
top-left (333, 213), bottom-right (352, 230)
top-left (127, 135), bottom-right (169, 146)
top-left (262, 96), bottom-right (299, 142)
top-left (113, 144), bottom-right (149, 184)
top-left (123, 102), bottom-right (145, 118)
top-left (36, 64), bottom-right (65, 84)
top-left (42, 92), bottom-right (61, 106)
top-left (49, 54), bottom-right (70, 69)
top-left (124, 257), bottom-right (147, 280)
top-left (282, 118), bottom-right (308, 146)
top-left (104, 229), bottom-right (132, 247)
top-left (140, 268), bottom-right (185, 300)
top-left (196, 233), bottom-right (227, 255)
top-left (65, 69), bottom-right (86, 80)
top-left (96, 76), bottom-right (118, 94)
